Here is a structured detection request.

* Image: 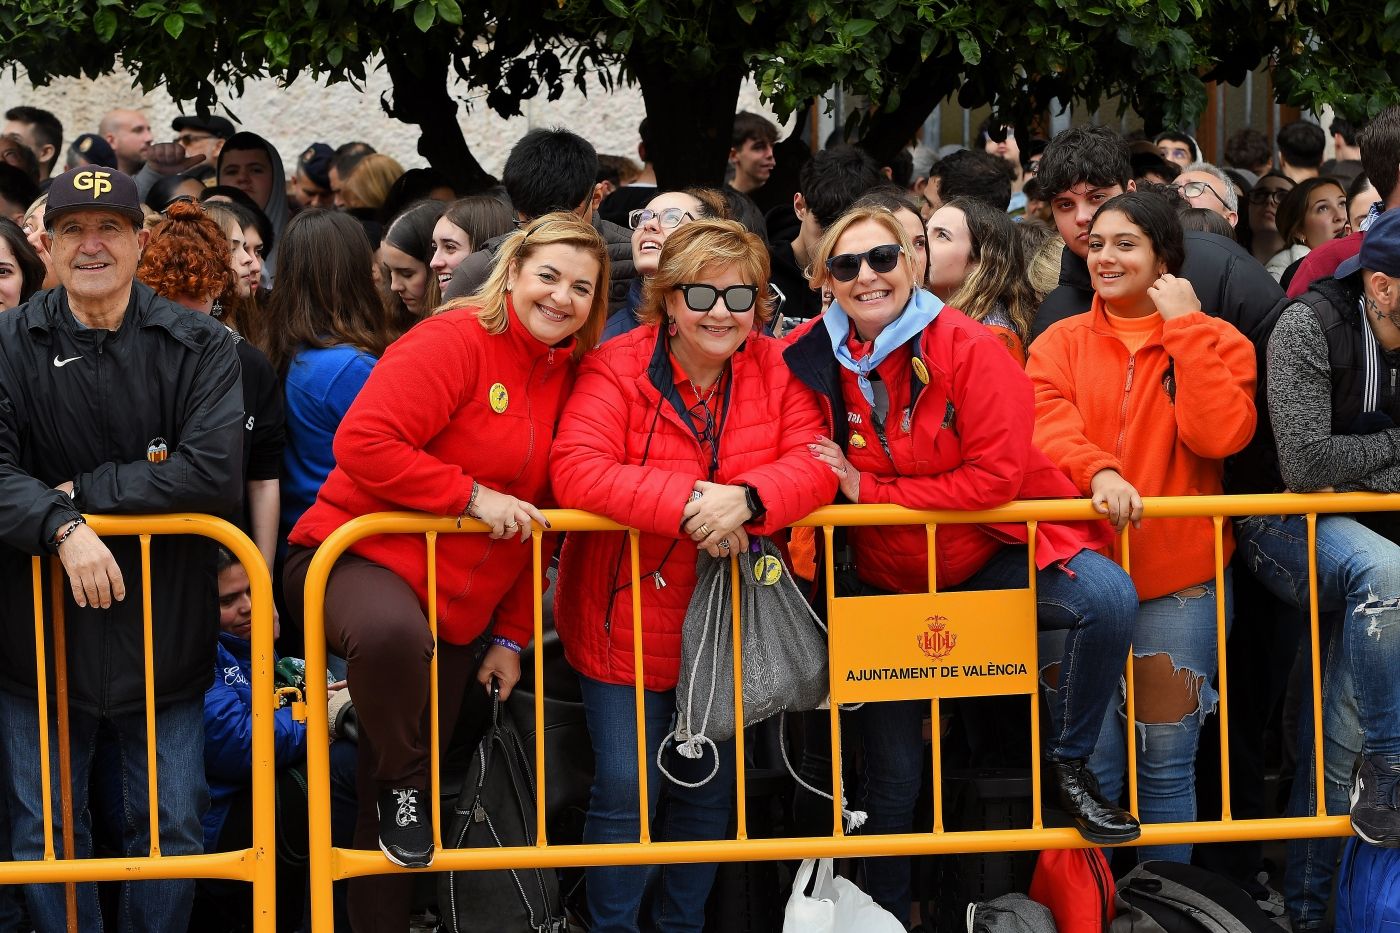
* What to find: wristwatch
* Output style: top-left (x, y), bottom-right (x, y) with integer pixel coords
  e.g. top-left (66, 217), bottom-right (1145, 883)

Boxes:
top-left (742, 484), bottom-right (766, 522)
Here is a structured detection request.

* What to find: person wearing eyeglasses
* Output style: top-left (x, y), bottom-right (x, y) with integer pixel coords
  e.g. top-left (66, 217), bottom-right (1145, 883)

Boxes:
top-left (784, 204), bottom-right (1140, 924)
top-left (551, 219), bottom-right (837, 933)
top-left (600, 188), bottom-right (728, 343)
top-left (1244, 170), bottom-right (1297, 266)
top-left (1172, 163), bottom-right (1240, 229)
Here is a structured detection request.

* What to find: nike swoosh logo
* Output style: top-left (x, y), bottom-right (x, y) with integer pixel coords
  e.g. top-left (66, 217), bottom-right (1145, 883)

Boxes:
top-left (53, 355), bottom-right (81, 368)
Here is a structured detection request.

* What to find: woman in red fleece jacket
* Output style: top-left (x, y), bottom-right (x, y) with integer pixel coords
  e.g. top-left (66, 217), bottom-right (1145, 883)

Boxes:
top-left (788, 205), bottom-right (1141, 924)
top-left (1027, 190), bottom-right (1256, 864)
top-left (550, 219), bottom-right (836, 933)
top-left (284, 214), bottom-right (609, 928)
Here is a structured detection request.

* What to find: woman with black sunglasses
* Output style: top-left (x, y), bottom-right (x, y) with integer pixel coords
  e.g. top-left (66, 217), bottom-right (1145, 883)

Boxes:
top-left (782, 204), bottom-right (1140, 926)
top-left (551, 219), bottom-right (837, 933)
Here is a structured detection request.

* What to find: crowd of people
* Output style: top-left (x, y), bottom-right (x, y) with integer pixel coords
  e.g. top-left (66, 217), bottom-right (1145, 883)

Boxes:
top-left (0, 97), bottom-right (1395, 933)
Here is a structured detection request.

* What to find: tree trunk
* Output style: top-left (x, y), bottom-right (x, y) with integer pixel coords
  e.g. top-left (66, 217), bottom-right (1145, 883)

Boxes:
top-left (855, 57), bottom-right (957, 167)
top-left (630, 47), bottom-right (745, 189)
top-left (381, 38), bottom-right (496, 194)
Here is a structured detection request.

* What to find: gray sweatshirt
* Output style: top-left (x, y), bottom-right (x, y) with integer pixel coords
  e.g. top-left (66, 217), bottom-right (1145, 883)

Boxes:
top-left (1266, 301), bottom-right (1400, 492)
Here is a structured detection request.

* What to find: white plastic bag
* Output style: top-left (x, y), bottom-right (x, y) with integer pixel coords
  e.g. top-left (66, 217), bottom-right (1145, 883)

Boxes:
top-left (782, 858), bottom-right (907, 933)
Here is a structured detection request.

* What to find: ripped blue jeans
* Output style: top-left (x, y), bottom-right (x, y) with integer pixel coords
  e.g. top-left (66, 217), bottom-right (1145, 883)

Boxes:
top-left (1235, 514), bottom-right (1400, 760)
top-left (1041, 572), bottom-right (1230, 864)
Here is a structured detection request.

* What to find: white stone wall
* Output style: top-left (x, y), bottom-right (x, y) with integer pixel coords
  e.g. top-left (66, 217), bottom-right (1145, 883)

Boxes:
top-left (0, 61), bottom-right (790, 177)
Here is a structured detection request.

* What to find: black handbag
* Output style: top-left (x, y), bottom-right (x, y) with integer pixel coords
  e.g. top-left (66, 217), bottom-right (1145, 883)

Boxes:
top-left (439, 684), bottom-right (568, 933)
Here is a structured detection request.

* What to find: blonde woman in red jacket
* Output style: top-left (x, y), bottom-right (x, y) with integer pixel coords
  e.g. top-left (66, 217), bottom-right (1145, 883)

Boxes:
top-left (284, 213), bottom-right (609, 931)
top-left (1027, 190), bottom-right (1256, 863)
top-left (788, 205), bottom-right (1141, 923)
top-left (550, 219), bottom-right (837, 933)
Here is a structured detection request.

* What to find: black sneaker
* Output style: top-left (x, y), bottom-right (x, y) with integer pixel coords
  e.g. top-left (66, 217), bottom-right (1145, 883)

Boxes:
top-left (377, 786), bottom-right (434, 867)
top-left (1349, 754), bottom-right (1400, 847)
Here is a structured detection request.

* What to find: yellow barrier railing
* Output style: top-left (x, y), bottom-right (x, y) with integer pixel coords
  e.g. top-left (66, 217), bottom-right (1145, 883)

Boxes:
top-left (302, 493), bottom-right (1390, 931)
top-left (1, 515), bottom-right (277, 932)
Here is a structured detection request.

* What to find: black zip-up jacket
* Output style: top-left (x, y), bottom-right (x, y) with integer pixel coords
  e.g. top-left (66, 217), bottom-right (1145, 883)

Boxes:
top-left (0, 283), bottom-right (243, 714)
top-left (1029, 231), bottom-right (1283, 347)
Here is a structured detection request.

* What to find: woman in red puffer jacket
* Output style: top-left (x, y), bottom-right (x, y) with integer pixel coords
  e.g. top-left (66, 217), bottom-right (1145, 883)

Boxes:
top-left (551, 219), bottom-right (836, 933)
top-left (284, 213), bottom-right (608, 932)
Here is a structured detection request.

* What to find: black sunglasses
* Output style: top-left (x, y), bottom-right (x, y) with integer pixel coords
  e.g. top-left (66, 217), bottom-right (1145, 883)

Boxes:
top-left (825, 244), bottom-right (903, 283)
top-left (674, 283), bottom-right (758, 314)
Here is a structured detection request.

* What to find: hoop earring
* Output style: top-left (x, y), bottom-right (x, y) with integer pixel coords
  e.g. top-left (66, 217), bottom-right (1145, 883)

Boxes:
top-left (666, 317), bottom-right (677, 338)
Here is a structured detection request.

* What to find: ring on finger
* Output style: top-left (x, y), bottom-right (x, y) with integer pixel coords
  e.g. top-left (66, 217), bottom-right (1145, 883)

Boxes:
top-left (505, 521), bottom-right (519, 529)
top-left (719, 540), bottom-right (730, 550)
top-left (698, 524), bottom-right (711, 537)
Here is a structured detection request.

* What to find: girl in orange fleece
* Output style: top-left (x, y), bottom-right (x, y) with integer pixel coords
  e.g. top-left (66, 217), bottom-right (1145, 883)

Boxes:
top-left (1027, 190), bottom-right (1257, 863)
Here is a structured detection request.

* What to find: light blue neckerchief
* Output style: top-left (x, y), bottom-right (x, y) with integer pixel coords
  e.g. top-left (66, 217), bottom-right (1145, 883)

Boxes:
top-left (823, 288), bottom-right (943, 405)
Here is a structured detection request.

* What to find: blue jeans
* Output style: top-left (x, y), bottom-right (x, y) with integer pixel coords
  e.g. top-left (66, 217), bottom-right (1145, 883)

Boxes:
top-left (856, 546), bottom-right (1137, 922)
top-left (1284, 623), bottom-right (1362, 930)
top-left (578, 674), bottom-right (735, 933)
top-left (1070, 573), bottom-right (1230, 864)
top-left (1235, 514), bottom-right (1400, 760)
top-left (0, 691), bottom-right (207, 933)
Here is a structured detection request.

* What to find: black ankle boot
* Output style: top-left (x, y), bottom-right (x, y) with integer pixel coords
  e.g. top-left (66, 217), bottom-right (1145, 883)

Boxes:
top-left (1046, 757), bottom-right (1141, 846)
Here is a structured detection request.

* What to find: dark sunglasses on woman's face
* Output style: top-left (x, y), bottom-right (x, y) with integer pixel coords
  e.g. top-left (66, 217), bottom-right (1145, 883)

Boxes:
top-left (825, 244), bottom-right (903, 283)
top-left (1247, 188), bottom-right (1290, 206)
top-left (673, 283), bottom-right (758, 314)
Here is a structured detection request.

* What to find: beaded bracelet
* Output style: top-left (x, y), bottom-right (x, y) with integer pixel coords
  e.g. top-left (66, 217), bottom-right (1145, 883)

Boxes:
top-left (465, 482), bottom-right (482, 519)
top-left (491, 636), bottom-right (522, 654)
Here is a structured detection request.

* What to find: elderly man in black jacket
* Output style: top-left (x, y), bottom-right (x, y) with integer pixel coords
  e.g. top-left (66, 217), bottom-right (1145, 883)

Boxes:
top-left (0, 167), bottom-right (242, 933)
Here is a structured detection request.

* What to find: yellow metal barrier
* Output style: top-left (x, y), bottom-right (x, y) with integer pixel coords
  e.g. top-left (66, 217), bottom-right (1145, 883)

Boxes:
top-left (1, 515), bottom-right (277, 931)
top-left (302, 493), bottom-right (1393, 931)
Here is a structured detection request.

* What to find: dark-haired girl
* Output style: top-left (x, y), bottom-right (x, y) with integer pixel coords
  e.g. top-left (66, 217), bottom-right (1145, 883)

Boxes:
top-left (268, 209), bottom-right (402, 542)
top-left (380, 200), bottom-right (445, 326)
top-left (1027, 190), bottom-right (1256, 862)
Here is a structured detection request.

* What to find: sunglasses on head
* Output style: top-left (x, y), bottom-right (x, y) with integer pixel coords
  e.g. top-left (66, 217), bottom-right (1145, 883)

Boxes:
top-left (630, 207), bottom-right (693, 230)
top-left (673, 283), bottom-right (758, 314)
top-left (825, 244), bottom-right (903, 283)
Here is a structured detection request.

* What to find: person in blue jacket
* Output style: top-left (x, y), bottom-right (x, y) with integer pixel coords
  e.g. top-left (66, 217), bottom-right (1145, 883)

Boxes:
top-left (192, 548), bottom-right (358, 932)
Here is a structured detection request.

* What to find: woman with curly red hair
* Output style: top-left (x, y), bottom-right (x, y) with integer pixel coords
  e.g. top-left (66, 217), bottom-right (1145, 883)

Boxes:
top-left (137, 201), bottom-right (285, 569)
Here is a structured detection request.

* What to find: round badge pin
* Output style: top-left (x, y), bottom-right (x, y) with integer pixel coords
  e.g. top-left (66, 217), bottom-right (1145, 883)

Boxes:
top-left (912, 358), bottom-right (930, 385)
top-left (489, 383), bottom-right (509, 414)
top-left (754, 555), bottom-right (783, 586)
top-left (850, 432), bottom-right (867, 449)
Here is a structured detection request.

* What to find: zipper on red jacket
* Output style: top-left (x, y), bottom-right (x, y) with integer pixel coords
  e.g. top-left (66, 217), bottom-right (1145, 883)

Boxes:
top-left (1114, 355), bottom-right (1136, 460)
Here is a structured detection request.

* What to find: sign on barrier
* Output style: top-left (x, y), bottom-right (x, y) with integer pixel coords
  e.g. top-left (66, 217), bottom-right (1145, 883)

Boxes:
top-left (829, 589), bottom-right (1038, 702)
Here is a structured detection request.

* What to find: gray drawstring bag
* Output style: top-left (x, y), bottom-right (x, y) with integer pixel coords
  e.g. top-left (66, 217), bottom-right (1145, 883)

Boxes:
top-left (660, 538), bottom-right (829, 783)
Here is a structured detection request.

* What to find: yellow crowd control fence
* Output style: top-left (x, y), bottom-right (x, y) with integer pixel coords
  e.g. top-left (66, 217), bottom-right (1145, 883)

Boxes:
top-left (301, 493), bottom-right (1394, 931)
top-left (0, 515), bottom-right (277, 933)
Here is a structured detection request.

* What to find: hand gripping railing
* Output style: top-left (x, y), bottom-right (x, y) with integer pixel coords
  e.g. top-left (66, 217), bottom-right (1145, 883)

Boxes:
top-left (5, 515), bottom-right (277, 933)
top-left (301, 493), bottom-right (1390, 931)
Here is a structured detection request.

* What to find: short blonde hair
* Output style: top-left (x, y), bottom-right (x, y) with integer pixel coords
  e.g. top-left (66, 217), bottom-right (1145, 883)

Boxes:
top-left (341, 154), bottom-right (405, 211)
top-left (637, 219), bottom-right (773, 326)
top-left (1027, 232), bottom-right (1066, 303)
top-left (807, 205), bottom-right (918, 294)
top-left (440, 211), bottom-right (610, 359)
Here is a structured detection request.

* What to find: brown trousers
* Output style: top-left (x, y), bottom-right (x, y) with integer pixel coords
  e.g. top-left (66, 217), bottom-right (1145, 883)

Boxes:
top-left (285, 545), bottom-right (490, 933)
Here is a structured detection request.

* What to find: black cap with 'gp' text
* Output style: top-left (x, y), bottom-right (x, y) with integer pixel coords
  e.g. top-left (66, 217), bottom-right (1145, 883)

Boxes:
top-left (44, 166), bottom-right (145, 230)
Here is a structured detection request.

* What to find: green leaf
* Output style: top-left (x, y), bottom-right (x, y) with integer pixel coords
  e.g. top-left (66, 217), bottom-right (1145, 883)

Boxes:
top-left (392, 0), bottom-right (413, 9)
top-left (413, 0), bottom-right (435, 31)
top-left (844, 18), bottom-right (877, 37)
top-left (133, 2), bottom-right (164, 17)
top-left (178, 1), bottom-right (202, 14)
top-left (327, 43), bottom-right (343, 66)
top-left (93, 7), bottom-right (117, 41)
top-left (958, 34), bottom-right (981, 64)
top-left (737, 2), bottom-right (756, 24)
top-left (919, 28), bottom-right (936, 60)
top-left (436, 0), bottom-right (462, 25)
top-left (602, 0), bottom-right (629, 17)
top-left (164, 12), bottom-right (184, 38)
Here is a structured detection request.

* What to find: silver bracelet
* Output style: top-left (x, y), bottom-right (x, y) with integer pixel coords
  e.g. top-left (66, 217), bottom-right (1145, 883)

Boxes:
top-left (465, 482), bottom-right (482, 520)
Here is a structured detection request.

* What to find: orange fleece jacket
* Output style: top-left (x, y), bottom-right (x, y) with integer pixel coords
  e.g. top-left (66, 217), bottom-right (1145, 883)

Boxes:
top-left (1027, 297), bottom-right (1257, 600)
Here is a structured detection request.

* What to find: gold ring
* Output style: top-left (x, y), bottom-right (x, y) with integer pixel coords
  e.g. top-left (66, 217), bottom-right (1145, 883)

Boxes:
top-left (698, 524), bottom-right (711, 537)
top-left (505, 521), bottom-right (518, 529)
